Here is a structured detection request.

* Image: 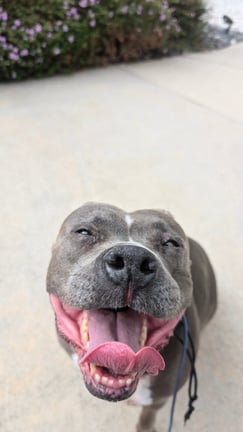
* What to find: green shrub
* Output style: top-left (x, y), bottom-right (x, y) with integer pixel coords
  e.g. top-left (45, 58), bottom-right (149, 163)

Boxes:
top-left (0, 0), bottom-right (206, 81)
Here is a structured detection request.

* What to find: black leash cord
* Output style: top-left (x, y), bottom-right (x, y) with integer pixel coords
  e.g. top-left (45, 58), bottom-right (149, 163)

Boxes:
top-left (174, 320), bottom-right (198, 425)
top-left (167, 315), bottom-right (189, 432)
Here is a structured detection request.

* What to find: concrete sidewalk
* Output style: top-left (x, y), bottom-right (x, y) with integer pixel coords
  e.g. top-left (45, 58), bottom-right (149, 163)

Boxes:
top-left (1, 43), bottom-right (243, 432)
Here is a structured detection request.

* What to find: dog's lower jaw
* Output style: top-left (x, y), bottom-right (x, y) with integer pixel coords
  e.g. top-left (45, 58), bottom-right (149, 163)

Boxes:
top-left (50, 293), bottom-right (184, 402)
top-left (84, 377), bottom-right (138, 402)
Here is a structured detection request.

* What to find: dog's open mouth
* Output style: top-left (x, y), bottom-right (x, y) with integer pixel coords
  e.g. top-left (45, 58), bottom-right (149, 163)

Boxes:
top-left (50, 294), bottom-right (183, 401)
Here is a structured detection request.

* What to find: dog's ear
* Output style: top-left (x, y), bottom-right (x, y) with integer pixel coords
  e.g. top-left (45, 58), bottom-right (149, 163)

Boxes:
top-left (157, 209), bottom-right (175, 219)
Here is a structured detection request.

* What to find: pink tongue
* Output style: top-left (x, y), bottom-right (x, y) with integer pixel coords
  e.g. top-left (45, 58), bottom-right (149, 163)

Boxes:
top-left (80, 309), bottom-right (165, 376)
top-left (86, 308), bottom-right (143, 352)
top-left (81, 342), bottom-right (165, 376)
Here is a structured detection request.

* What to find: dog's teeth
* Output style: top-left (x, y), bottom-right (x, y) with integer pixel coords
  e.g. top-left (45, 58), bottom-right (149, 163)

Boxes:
top-left (80, 312), bottom-right (90, 345)
top-left (82, 330), bottom-right (89, 341)
top-left (101, 376), bottom-right (108, 385)
top-left (95, 373), bottom-right (101, 383)
top-left (139, 318), bottom-right (148, 348)
top-left (81, 322), bottom-right (88, 333)
top-left (89, 363), bottom-right (135, 389)
top-left (90, 363), bottom-right (96, 376)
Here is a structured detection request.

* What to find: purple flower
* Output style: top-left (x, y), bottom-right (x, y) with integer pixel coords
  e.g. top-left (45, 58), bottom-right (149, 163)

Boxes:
top-left (56, 20), bottom-right (62, 26)
top-left (89, 19), bottom-right (96, 27)
top-left (53, 47), bottom-right (61, 55)
top-left (9, 52), bottom-right (19, 61)
top-left (1, 11), bottom-right (8, 21)
top-left (26, 28), bottom-right (35, 36)
top-left (70, 7), bottom-right (77, 15)
top-left (79, 0), bottom-right (87, 8)
top-left (14, 19), bottom-right (21, 27)
top-left (121, 6), bottom-right (129, 14)
top-left (137, 5), bottom-right (143, 15)
top-left (20, 48), bottom-right (29, 57)
top-left (47, 32), bottom-right (53, 39)
top-left (160, 13), bottom-right (166, 22)
top-left (90, 0), bottom-right (97, 5)
top-left (108, 11), bottom-right (114, 18)
top-left (68, 34), bottom-right (75, 43)
top-left (63, 1), bottom-right (69, 10)
top-left (62, 24), bottom-right (69, 32)
top-left (0, 36), bottom-right (6, 43)
top-left (67, 7), bottom-right (80, 19)
top-left (35, 24), bottom-right (42, 32)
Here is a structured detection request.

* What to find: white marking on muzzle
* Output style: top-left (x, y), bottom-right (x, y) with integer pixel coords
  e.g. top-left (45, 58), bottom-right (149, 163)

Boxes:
top-left (124, 214), bottom-right (162, 264)
top-left (125, 214), bottom-right (134, 241)
top-left (125, 214), bottom-right (134, 228)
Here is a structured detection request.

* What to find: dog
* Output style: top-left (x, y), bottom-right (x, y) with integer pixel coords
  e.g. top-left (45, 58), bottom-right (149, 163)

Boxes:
top-left (46, 202), bottom-right (217, 432)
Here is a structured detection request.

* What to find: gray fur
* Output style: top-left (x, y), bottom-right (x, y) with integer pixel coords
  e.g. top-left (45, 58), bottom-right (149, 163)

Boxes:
top-left (46, 202), bottom-right (217, 432)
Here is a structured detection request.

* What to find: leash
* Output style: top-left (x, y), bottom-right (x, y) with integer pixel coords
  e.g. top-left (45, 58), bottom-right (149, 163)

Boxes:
top-left (166, 315), bottom-right (198, 432)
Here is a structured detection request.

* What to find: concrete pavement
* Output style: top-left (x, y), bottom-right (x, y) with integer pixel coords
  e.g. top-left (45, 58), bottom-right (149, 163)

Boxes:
top-left (1, 43), bottom-right (243, 432)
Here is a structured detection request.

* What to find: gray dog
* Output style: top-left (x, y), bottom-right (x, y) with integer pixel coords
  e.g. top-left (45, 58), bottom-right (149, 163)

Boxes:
top-left (47, 202), bottom-right (217, 432)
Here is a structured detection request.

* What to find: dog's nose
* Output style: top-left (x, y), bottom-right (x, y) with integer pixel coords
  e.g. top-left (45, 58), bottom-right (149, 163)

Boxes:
top-left (104, 245), bottom-right (157, 287)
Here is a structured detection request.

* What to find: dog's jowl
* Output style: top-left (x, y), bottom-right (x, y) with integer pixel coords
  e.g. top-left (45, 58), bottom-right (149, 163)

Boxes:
top-left (46, 202), bottom-right (217, 432)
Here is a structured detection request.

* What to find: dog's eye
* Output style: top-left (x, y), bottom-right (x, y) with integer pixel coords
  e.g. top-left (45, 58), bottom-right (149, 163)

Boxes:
top-left (162, 239), bottom-right (180, 248)
top-left (75, 228), bottom-right (92, 236)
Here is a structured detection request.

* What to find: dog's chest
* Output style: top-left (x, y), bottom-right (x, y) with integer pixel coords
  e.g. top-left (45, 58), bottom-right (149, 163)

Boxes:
top-left (128, 375), bottom-right (153, 406)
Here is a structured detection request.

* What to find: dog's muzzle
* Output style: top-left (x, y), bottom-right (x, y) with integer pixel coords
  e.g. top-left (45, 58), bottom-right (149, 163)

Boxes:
top-left (49, 244), bottom-right (184, 402)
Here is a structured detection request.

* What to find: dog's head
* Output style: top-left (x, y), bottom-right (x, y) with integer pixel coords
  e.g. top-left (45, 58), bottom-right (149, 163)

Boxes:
top-left (47, 202), bottom-right (193, 401)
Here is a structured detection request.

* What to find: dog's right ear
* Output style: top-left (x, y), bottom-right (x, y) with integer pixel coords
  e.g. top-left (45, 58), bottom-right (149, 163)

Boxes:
top-left (157, 209), bottom-right (175, 219)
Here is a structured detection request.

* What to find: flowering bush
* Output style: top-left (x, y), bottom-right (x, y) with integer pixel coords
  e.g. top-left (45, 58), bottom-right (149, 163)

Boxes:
top-left (0, 1), bottom-right (206, 81)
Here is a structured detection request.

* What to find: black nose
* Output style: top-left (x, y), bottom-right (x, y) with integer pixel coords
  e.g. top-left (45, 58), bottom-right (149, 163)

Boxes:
top-left (103, 245), bottom-right (157, 287)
